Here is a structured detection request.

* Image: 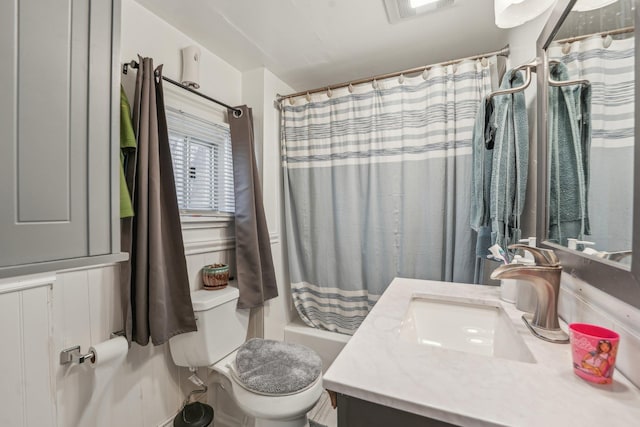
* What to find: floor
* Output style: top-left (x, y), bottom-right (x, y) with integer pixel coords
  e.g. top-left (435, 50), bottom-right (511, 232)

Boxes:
top-left (308, 391), bottom-right (338, 427)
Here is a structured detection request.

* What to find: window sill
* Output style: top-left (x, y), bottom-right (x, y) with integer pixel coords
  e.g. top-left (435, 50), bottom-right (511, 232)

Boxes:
top-left (181, 213), bottom-right (234, 229)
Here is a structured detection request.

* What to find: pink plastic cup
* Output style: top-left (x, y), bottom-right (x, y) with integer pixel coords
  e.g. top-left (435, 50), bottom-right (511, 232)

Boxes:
top-left (569, 323), bottom-right (620, 384)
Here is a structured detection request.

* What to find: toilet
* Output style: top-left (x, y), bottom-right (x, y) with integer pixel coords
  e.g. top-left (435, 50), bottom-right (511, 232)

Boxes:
top-left (169, 287), bottom-right (324, 427)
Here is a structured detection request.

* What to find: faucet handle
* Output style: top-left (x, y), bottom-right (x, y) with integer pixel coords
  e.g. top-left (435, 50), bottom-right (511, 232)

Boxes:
top-left (508, 244), bottom-right (560, 267)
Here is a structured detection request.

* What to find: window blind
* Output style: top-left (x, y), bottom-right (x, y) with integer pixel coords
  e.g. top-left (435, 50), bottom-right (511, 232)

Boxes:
top-left (166, 106), bottom-right (235, 213)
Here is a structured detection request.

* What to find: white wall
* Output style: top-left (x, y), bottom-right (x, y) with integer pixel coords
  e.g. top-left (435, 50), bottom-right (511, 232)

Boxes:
top-left (54, 265), bottom-right (182, 427)
top-left (0, 276), bottom-right (56, 427)
top-left (507, 13), bottom-right (640, 389)
top-left (120, 0), bottom-right (241, 109)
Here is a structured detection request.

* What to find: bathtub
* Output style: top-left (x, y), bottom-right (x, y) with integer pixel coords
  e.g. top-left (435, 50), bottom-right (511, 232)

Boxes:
top-left (284, 318), bottom-right (351, 373)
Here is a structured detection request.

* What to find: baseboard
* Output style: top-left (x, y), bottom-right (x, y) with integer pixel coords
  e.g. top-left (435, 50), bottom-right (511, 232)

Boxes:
top-left (157, 415), bottom-right (176, 427)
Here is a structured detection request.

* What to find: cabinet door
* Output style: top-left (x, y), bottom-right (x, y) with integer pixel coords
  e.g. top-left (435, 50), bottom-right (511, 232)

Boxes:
top-left (0, 0), bottom-right (115, 267)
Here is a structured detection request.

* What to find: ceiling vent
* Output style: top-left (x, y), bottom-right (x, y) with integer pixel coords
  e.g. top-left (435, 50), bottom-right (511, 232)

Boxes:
top-left (383, 0), bottom-right (455, 24)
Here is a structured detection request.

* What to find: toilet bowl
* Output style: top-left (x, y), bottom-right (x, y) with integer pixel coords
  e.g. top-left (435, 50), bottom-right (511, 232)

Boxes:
top-left (169, 287), bottom-right (324, 427)
top-left (212, 350), bottom-right (324, 427)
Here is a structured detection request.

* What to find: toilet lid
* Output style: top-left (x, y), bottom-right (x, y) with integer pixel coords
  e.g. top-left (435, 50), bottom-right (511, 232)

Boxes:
top-left (234, 338), bottom-right (322, 395)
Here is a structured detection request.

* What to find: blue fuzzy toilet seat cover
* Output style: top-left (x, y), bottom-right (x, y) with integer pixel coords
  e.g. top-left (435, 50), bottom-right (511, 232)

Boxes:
top-left (234, 338), bottom-right (322, 395)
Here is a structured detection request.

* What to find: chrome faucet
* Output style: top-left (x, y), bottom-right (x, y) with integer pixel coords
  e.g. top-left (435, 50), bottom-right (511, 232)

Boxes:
top-left (490, 244), bottom-right (569, 343)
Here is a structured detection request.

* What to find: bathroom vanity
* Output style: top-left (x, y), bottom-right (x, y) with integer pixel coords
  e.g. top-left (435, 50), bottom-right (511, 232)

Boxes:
top-left (323, 278), bottom-right (640, 427)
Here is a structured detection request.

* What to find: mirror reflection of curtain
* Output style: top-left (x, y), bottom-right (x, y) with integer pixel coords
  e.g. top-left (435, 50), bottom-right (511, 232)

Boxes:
top-left (282, 59), bottom-right (497, 334)
top-left (548, 36), bottom-right (634, 250)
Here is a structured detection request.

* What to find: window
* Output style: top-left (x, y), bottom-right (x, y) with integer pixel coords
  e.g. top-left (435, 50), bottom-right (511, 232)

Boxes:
top-left (166, 106), bottom-right (235, 213)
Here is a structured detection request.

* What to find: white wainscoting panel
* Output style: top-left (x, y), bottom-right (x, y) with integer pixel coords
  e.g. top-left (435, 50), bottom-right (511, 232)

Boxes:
top-left (0, 222), bottom-right (238, 427)
top-left (0, 277), bottom-right (55, 427)
top-left (50, 217), bottom-right (237, 427)
top-left (53, 265), bottom-right (190, 427)
top-left (186, 253), bottom-right (206, 293)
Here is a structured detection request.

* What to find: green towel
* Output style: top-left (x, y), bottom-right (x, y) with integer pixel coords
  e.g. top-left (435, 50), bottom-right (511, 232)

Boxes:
top-left (120, 86), bottom-right (137, 218)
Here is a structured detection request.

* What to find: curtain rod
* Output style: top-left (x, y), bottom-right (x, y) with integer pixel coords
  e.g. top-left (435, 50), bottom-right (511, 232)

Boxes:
top-left (122, 60), bottom-right (243, 118)
top-left (554, 26), bottom-right (634, 45)
top-left (276, 45), bottom-right (510, 102)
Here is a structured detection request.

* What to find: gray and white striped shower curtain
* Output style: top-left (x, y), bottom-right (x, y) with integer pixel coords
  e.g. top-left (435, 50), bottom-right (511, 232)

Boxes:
top-left (282, 60), bottom-right (495, 334)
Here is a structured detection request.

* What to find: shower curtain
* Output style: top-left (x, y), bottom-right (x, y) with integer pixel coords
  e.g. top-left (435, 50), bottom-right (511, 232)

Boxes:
top-left (548, 36), bottom-right (635, 250)
top-left (282, 60), bottom-right (495, 333)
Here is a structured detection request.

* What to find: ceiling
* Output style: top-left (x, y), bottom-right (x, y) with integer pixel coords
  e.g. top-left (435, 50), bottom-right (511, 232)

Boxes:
top-left (134, 0), bottom-right (508, 92)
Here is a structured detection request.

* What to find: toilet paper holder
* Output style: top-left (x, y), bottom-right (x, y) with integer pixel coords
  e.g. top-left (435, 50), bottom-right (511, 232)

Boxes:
top-left (60, 345), bottom-right (95, 365)
top-left (59, 330), bottom-right (125, 365)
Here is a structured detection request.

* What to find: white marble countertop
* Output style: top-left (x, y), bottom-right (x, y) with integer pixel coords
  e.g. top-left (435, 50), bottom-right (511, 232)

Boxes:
top-left (323, 278), bottom-right (640, 426)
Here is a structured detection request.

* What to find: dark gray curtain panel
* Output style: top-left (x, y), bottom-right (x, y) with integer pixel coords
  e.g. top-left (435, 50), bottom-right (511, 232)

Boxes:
top-left (121, 56), bottom-right (196, 346)
top-left (228, 106), bottom-right (278, 308)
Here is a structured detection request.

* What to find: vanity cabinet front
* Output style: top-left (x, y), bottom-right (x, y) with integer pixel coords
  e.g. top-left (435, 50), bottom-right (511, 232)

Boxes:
top-left (0, 0), bottom-right (122, 276)
top-left (336, 393), bottom-right (456, 427)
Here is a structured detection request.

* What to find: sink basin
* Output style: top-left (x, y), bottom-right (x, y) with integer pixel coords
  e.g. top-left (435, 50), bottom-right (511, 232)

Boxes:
top-left (399, 296), bottom-right (535, 363)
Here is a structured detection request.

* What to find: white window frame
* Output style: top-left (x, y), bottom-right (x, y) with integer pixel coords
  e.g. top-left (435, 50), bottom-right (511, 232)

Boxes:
top-left (164, 87), bottom-right (235, 220)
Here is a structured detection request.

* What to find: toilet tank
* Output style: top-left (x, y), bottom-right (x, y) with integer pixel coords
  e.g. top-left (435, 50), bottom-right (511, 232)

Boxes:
top-left (169, 286), bottom-right (250, 368)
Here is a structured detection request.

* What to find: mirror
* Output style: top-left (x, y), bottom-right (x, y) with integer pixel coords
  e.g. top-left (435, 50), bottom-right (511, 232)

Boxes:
top-left (537, 0), bottom-right (640, 309)
top-left (548, 0), bottom-right (634, 265)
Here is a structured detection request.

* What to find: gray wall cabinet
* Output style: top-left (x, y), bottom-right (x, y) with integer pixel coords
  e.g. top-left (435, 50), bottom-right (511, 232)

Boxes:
top-left (0, 0), bottom-right (125, 277)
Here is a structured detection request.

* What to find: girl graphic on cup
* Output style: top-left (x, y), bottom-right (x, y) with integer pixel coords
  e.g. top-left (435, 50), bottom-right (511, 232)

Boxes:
top-left (576, 339), bottom-right (613, 378)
